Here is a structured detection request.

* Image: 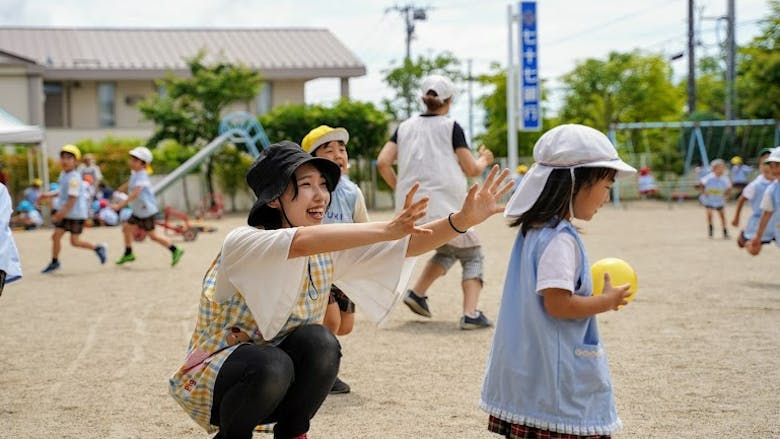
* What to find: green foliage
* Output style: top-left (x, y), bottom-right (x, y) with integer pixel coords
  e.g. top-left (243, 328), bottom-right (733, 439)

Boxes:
top-left (738, 0), bottom-right (780, 119)
top-left (382, 52), bottom-right (463, 120)
top-left (259, 99), bottom-right (390, 182)
top-left (558, 51), bottom-right (683, 132)
top-left (151, 139), bottom-right (199, 174)
top-left (138, 50), bottom-right (264, 149)
top-left (213, 144), bottom-right (253, 211)
top-left (475, 64), bottom-right (556, 157)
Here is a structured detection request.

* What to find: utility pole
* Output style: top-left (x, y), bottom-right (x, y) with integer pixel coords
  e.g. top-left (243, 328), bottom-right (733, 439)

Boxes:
top-left (687, 0), bottom-right (696, 115)
top-left (387, 4), bottom-right (432, 61)
top-left (387, 4), bottom-right (433, 117)
top-left (725, 0), bottom-right (736, 120)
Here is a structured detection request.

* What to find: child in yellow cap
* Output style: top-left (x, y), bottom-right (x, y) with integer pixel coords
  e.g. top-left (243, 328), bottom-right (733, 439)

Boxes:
top-left (301, 125), bottom-right (368, 394)
top-left (38, 144), bottom-right (107, 273)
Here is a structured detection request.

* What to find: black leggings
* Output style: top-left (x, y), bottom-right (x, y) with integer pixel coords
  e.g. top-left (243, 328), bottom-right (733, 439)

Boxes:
top-left (211, 324), bottom-right (341, 439)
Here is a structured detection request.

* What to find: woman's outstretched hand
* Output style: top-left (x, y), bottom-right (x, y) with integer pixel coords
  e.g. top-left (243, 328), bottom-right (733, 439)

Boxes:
top-left (453, 165), bottom-right (514, 229)
top-left (385, 182), bottom-right (432, 239)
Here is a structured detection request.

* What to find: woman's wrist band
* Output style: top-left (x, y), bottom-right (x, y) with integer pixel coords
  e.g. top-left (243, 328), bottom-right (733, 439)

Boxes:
top-left (448, 212), bottom-right (468, 234)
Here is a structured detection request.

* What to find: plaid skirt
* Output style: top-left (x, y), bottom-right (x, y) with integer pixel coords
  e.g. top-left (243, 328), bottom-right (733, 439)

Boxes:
top-left (488, 416), bottom-right (611, 439)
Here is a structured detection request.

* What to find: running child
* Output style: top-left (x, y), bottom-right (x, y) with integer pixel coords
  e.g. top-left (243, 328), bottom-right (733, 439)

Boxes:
top-left (168, 141), bottom-right (512, 439)
top-left (699, 158), bottom-right (732, 239)
top-left (481, 124), bottom-right (635, 438)
top-left (112, 147), bottom-right (184, 267)
top-left (301, 125), bottom-right (368, 394)
top-left (38, 144), bottom-right (107, 273)
top-left (732, 148), bottom-right (775, 248)
top-left (747, 147), bottom-right (780, 256)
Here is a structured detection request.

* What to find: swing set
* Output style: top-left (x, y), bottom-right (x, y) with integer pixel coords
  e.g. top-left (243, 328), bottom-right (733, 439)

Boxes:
top-left (608, 119), bottom-right (779, 203)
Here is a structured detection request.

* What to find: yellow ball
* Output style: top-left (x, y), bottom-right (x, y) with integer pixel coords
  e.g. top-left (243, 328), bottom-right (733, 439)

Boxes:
top-left (591, 258), bottom-right (638, 302)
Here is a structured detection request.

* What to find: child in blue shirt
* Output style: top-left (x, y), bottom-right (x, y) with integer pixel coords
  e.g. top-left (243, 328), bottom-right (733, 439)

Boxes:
top-left (38, 144), bottom-right (107, 273)
top-left (301, 125), bottom-right (369, 394)
top-left (732, 148), bottom-right (775, 249)
top-left (112, 147), bottom-right (183, 267)
top-left (699, 158), bottom-right (732, 239)
top-left (747, 147), bottom-right (780, 255)
top-left (481, 124), bottom-right (635, 438)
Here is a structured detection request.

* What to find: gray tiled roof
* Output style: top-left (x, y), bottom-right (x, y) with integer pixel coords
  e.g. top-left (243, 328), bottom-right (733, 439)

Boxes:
top-left (0, 27), bottom-right (366, 80)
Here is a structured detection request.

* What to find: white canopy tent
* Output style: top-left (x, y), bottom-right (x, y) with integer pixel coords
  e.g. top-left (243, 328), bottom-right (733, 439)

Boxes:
top-left (0, 107), bottom-right (49, 192)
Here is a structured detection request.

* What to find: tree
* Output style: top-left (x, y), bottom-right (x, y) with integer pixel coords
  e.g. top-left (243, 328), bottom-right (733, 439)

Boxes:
top-left (382, 52), bottom-right (463, 120)
top-left (137, 51), bottom-right (263, 199)
top-left (738, 0), bottom-right (780, 119)
top-left (558, 51), bottom-right (683, 132)
top-left (213, 144), bottom-right (253, 212)
top-left (475, 64), bottom-right (555, 158)
top-left (259, 99), bottom-right (390, 182)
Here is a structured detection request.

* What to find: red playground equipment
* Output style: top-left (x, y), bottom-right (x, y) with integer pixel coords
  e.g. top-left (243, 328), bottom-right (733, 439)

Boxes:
top-left (133, 205), bottom-right (216, 242)
top-left (197, 193), bottom-right (224, 220)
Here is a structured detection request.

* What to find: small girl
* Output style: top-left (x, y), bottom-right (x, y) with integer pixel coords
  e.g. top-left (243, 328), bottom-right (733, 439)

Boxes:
top-left (481, 124), bottom-right (635, 438)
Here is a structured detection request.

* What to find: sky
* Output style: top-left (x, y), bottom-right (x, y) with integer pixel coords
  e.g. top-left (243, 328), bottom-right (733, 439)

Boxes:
top-left (0, 0), bottom-right (773, 140)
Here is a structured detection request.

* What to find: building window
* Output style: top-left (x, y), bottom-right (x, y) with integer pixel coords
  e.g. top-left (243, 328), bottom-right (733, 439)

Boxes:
top-left (256, 82), bottom-right (272, 115)
top-left (44, 81), bottom-right (64, 127)
top-left (98, 82), bottom-right (116, 127)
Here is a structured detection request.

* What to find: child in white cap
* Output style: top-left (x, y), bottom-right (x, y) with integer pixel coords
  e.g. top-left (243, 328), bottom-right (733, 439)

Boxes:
top-left (377, 74), bottom-right (496, 329)
top-left (481, 124), bottom-right (636, 438)
top-left (699, 158), bottom-right (732, 239)
top-left (112, 146), bottom-right (184, 267)
top-left (746, 147), bottom-right (780, 255)
top-left (732, 148), bottom-right (775, 249)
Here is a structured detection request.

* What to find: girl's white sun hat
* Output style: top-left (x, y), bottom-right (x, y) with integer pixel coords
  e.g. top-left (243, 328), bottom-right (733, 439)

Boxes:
top-left (505, 124), bottom-right (637, 218)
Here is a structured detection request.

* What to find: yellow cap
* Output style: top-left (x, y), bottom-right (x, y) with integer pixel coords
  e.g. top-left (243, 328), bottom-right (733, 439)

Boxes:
top-left (60, 144), bottom-right (82, 161)
top-left (730, 156), bottom-right (742, 165)
top-left (32, 178), bottom-right (43, 186)
top-left (301, 125), bottom-right (349, 153)
top-left (516, 164), bottom-right (529, 174)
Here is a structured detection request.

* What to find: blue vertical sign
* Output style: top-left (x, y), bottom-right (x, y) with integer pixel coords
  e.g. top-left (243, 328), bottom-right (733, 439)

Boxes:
top-left (519, 1), bottom-right (541, 131)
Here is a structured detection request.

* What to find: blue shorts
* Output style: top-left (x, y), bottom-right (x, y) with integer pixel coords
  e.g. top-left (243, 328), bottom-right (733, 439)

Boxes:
top-left (430, 244), bottom-right (484, 282)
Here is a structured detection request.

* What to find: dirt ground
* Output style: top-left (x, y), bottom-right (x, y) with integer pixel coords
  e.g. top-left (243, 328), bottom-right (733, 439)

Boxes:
top-left (1, 200), bottom-right (778, 439)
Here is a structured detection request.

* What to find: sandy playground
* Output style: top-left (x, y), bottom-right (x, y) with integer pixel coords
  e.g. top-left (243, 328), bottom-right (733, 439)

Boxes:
top-left (1, 200), bottom-right (779, 439)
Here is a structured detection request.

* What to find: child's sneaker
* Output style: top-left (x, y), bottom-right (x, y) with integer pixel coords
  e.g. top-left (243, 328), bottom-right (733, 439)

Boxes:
top-left (115, 253), bottom-right (136, 265)
top-left (171, 247), bottom-right (184, 267)
top-left (95, 244), bottom-right (107, 264)
top-left (708, 224), bottom-right (713, 238)
top-left (459, 310), bottom-right (493, 330)
top-left (403, 290), bottom-right (431, 317)
top-left (41, 260), bottom-right (61, 274)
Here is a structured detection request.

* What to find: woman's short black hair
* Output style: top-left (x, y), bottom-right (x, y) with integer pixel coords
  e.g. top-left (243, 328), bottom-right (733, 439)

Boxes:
top-left (510, 167), bottom-right (617, 234)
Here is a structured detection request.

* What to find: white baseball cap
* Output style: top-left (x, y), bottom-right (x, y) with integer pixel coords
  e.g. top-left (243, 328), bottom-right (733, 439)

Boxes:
top-left (505, 124), bottom-right (636, 217)
top-left (765, 147), bottom-right (780, 163)
top-left (129, 146), bottom-right (153, 164)
top-left (420, 74), bottom-right (455, 102)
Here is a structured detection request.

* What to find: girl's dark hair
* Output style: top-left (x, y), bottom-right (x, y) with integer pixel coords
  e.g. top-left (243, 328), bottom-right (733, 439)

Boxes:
top-left (422, 91), bottom-right (450, 112)
top-left (510, 167), bottom-right (617, 235)
top-left (260, 165), bottom-right (335, 230)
